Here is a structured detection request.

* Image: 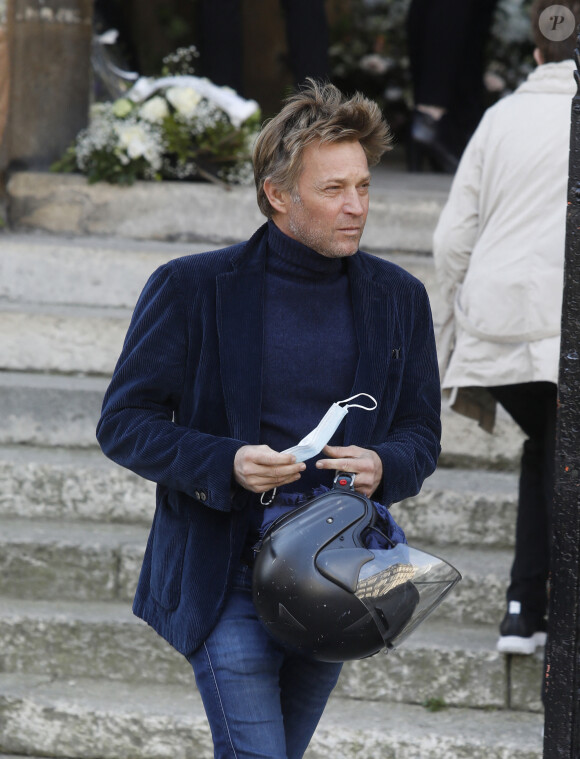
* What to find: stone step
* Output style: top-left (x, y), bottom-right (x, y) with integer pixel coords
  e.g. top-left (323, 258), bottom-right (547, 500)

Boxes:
top-left (0, 597), bottom-right (544, 713)
top-left (0, 516), bottom-right (147, 604)
top-left (0, 444), bottom-right (517, 547)
top-left (0, 229), bottom-right (443, 329)
top-left (0, 260), bottom-right (441, 375)
top-left (0, 444), bottom-right (156, 525)
top-left (0, 371), bottom-right (524, 468)
top-left (0, 302), bottom-right (130, 375)
top-left (0, 233), bottom-right (203, 309)
top-left (0, 371), bottom-right (107, 448)
top-left (0, 515), bottom-right (511, 623)
top-left (0, 233), bottom-right (436, 308)
top-left (0, 673), bottom-right (543, 759)
top-left (392, 466), bottom-right (518, 549)
top-left (429, 543), bottom-right (510, 625)
top-left (0, 443), bottom-right (519, 545)
top-left (6, 168), bottom-right (452, 254)
top-left (440, 405), bottom-right (524, 470)
top-left (340, 618), bottom-right (544, 714)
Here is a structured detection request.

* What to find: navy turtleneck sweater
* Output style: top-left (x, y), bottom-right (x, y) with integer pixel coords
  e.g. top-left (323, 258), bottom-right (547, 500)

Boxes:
top-left (259, 220), bottom-right (359, 495)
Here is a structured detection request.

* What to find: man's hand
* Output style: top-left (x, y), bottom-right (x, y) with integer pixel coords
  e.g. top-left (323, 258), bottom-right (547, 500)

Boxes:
top-left (234, 445), bottom-right (306, 494)
top-left (316, 445), bottom-right (383, 497)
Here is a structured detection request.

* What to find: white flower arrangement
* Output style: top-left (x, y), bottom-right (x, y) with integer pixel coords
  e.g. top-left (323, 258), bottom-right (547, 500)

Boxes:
top-left (53, 51), bottom-right (261, 186)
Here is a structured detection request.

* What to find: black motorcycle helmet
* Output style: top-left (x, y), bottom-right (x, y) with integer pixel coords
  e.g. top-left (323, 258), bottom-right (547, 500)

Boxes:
top-left (252, 473), bottom-right (461, 662)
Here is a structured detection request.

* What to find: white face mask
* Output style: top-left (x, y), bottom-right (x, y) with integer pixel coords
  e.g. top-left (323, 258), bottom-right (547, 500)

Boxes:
top-left (260, 393), bottom-right (378, 506)
top-left (281, 393), bottom-right (377, 463)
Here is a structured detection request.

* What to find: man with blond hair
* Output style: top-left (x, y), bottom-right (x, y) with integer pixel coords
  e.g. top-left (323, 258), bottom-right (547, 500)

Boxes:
top-left (97, 80), bottom-right (441, 758)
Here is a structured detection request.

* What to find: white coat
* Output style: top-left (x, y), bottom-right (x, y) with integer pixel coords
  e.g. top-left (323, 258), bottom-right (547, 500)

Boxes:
top-left (433, 60), bottom-right (576, 431)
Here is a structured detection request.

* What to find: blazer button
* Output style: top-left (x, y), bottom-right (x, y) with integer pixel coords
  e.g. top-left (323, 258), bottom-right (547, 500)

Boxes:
top-left (194, 490), bottom-right (200, 499)
top-left (200, 491), bottom-right (207, 502)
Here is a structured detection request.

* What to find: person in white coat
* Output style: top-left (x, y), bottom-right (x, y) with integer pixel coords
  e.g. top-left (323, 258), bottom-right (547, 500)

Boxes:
top-left (433, 0), bottom-right (579, 656)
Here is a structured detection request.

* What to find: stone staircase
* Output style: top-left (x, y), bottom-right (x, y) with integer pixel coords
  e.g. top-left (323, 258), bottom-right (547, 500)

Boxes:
top-left (0, 169), bottom-right (544, 759)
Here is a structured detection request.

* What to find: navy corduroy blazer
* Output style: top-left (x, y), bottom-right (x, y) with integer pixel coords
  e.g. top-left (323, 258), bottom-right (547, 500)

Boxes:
top-left (96, 223), bottom-right (441, 657)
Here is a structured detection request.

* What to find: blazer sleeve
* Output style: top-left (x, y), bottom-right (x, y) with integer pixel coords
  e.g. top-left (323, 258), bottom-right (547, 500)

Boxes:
top-left (369, 281), bottom-right (441, 505)
top-left (96, 263), bottom-right (246, 511)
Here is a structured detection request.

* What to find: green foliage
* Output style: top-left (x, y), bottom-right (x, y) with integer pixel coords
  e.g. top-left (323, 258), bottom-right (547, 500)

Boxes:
top-left (422, 697), bottom-right (448, 713)
top-left (84, 149), bottom-right (155, 186)
top-left (50, 145), bottom-right (78, 175)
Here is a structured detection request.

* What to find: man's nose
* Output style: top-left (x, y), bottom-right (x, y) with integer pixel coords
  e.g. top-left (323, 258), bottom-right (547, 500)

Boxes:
top-left (343, 188), bottom-right (365, 215)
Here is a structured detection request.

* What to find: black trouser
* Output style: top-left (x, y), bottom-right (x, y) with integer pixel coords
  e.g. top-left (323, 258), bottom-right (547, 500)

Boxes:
top-left (198, 0), bottom-right (329, 94)
top-left (406, 0), bottom-right (498, 148)
top-left (489, 382), bottom-right (557, 620)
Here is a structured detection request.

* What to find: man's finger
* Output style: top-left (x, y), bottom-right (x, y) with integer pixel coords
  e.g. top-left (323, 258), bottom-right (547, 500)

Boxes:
top-left (316, 457), bottom-right (350, 471)
top-left (254, 450), bottom-right (297, 466)
top-left (321, 444), bottom-right (351, 456)
top-left (316, 456), bottom-right (373, 475)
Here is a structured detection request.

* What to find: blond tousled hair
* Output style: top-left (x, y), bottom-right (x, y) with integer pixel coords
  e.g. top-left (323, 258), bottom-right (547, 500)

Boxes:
top-left (253, 79), bottom-right (393, 218)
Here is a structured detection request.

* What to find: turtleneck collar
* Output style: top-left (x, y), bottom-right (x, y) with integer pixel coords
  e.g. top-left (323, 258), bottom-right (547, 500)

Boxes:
top-left (266, 220), bottom-right (348, 280)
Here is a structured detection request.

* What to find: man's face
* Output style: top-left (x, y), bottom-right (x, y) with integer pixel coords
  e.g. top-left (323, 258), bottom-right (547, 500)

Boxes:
top-left (275, 140), bottom-right (371, 258)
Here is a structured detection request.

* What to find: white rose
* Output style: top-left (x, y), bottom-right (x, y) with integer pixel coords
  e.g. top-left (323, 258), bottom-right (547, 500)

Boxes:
top-left (140, 96), bottom-right (170, 123)
top-left (166, 86), bottom-right (202, 118)
top-left (112, 98), bottom-right (134, 119)
top-left (116, 124), bottom-right (151, 160)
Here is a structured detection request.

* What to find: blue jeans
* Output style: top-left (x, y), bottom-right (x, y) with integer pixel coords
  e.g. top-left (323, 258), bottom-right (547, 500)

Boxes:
top-left (188, 564), bottom-right (343, 759)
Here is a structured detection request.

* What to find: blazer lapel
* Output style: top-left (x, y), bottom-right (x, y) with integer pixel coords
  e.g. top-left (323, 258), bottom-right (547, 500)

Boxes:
top-left (216, 230), bottom-right (267, 444)
top-left (344, 261), bottom-right (393, 446)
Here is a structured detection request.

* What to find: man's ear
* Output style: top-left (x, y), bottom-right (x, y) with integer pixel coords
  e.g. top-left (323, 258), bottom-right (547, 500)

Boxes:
top-left (263, 178), bottom-right (289, 215)
top-left (533, 47), bottom-right (544, 66)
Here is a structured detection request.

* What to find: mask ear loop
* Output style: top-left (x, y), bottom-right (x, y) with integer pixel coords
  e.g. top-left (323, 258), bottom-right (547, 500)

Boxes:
top-left (261, 487), bottom-right (277, 506)
top-left (338, 393), bottom-right (378, 411)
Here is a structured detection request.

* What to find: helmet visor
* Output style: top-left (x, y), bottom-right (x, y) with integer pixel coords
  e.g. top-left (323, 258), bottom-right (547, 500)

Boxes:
top-left (354, 543), bottom-right (461, 649)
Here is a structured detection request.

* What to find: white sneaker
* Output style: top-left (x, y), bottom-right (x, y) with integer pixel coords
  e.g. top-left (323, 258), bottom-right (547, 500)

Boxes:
top-left (496, 601), bottom-right (547, 655)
